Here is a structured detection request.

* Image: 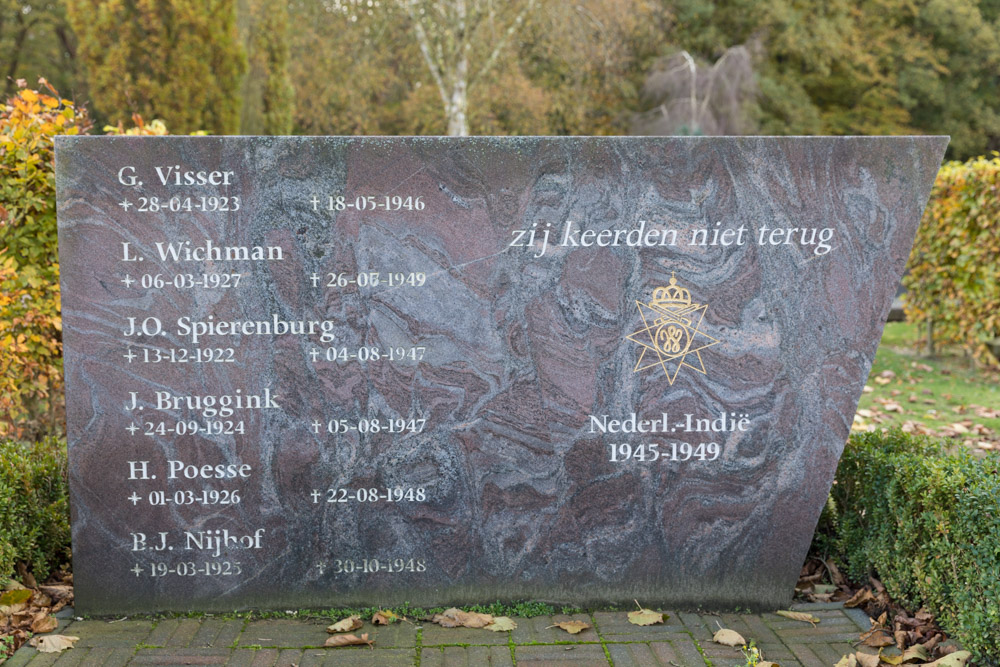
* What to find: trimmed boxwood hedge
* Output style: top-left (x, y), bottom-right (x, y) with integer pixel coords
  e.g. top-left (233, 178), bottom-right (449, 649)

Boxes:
top-left (0, 438), bottom-right (70, 582)
top-left (818, 430), bottom-right (1000, 662)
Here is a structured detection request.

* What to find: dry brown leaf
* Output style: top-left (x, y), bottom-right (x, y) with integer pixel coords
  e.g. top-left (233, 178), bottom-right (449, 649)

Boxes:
top-left (923, 651), bottom-right (972, 667)
top-left (326, 615), bottom-right (363, 633)
top-left (2, 579), bottom-right (27, 591)
top-left (486, 617), bottom-right (517, 632)
top-left (323, 633), bottom-right (374, 649)
top-left (431, 608), bottom-right (493, 629)
top-left (0, 603), bottom-right (27, 616)
top-left (31, 614), bottom-right (59, 634)
top-left (854, 652), bottom-right (879, 667)
top-left (712, 628), bottom-right (745, 647)
top-left (775, 610), bottom-right (819, 625)
top-left (835, 655), bottom-right (858, 667)
top-left (879, 644), bottom-right (929, 665)
top-left (548, 620), bottom-right (590, 635)
top-left (860, 628), bottom-right (894, 648)
top-left (30, 635), bottom-right (79, 653)
top-left (38, 585), bottom-right (72, 600)
top-left (372, 610), bottom-right (399, 625)
top-left (627, 601), bottom-right (666, 626)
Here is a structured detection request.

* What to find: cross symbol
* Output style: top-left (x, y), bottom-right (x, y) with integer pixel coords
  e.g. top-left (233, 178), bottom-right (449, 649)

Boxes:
top-left (131, 564), bottom-right (143, 576)
top-left (128, 492), bottom-right (141, 505)
top-left (126, 423), bottom-right (139, 435)
top-left (119, 200), bottom-right (133, 211)
top-left (124, 348), bottom-right (137, 363)
top-left (317, 562), bottom-right (325, 575)
top-left (310, 489), bottom-right (321, 503)
top-left (310, 273), bottom-right (320, 287)
top-left (121, 275), bottom-right (135, 287)
top-left (309, 348), bottom-right (320, 362)
top-left (311, 420), bottom-right (322, 434)
top-left (310, 195), bottom-right (320, 211)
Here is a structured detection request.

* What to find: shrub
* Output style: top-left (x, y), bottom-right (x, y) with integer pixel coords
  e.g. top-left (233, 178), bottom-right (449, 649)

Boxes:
top-left (820, 430), bottom-right (1000, 661)
top-left (0, 80), bottom-right (90, 440)
top-left (905, 155), bottom-right (1000, 364)
top-left (0, 438), bottom-right (71, 582)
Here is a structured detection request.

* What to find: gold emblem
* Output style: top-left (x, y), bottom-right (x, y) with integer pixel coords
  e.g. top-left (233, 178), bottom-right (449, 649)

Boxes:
top-left (625, 274), bottom-right (719, 385)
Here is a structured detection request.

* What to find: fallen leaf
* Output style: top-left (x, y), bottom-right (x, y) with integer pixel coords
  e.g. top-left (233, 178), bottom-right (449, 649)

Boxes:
top-left (0, 603), bottom-right (27, 616)
top-left (431, 608), bottom-right (494, 629)
top-left (855, 652), bottom-right (879, 667)
top-left (31, 614), bottom-right (59, 633)
top-left (323, 633), bottom-right (374, 648)
top-left (486, 617), bottom-right (517, 632)
top-left (30, 635), bottom-right (79, 653)
top-left (548, 620), bottom-right (590, 635)
top-left (834, 655), bottom-right (857, 667)
top-left (758, 663), bottom-right (780, 667)
top-left (879, 644), bottom-right (929, 664)
top-left (923, 651), bottom-right (972, 667)
top-left (38, 585), bottom-right (72, 600)
top-left (875, 377), bottom-right (892, 385)
top-left (776, 610), bottom-right (819, 625)
top-left (879, 370), bottom-right (896, 379)
top-left (712, 628), bottom-right (745, 647)
top-left (860, 629), bottom-right (894, 648)
top-left (372, 610), bottom-right (399, 625)
top-left (0, 590), bottom-right (33, 606)
top-left (627, 601), bottom-right (666, 626)
top-left (326, 615), bottom-right (363, 633)
top-left (3, 579), bottom-right (27, 591)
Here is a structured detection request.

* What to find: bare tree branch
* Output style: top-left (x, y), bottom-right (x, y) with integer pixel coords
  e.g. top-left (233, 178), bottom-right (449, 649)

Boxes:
top-left (470, 0), bottom-right (535, 85)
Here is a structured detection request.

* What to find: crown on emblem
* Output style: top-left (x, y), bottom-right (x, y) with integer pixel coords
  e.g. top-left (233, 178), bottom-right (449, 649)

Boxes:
top-left (651, 274), bottom-right (692, 308)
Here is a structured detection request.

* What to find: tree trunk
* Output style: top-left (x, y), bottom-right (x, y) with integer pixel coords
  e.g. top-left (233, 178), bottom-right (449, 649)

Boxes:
top-left (446, 54), bottom-right (469, 136)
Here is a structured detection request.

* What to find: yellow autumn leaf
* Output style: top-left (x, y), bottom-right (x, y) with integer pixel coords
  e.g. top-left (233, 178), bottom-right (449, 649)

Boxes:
top-left (775, 610), bottom-right (820, 625)
top-left (326, 615), bottom-right (362, 633)
top-left (712, 628), bottom-right (745, 646)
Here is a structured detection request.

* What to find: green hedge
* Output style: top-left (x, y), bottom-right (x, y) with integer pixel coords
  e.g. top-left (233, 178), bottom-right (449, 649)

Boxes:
top-left (820, 430), bottom-right (1000, 661)
top-left (0, 438), bottom-right (70, 581)
top-left (904, 155), bottom-right (1000, 364)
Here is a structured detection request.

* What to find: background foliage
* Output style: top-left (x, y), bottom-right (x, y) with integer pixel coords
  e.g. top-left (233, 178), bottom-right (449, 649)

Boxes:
top-left (819, 430), bottom-right (1000, 661)
top-left (0, 81), bottom-right (88, 440)
top-left (64, 0), bottom-right (245, 134)
top-left (904, 155), bottom-right (1000, 364)
top-left (1, 0), bottom-right (999, 154)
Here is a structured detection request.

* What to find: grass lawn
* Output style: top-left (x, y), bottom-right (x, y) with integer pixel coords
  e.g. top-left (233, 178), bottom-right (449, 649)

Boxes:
top-left (855, 322), bottom-right (1000, 451)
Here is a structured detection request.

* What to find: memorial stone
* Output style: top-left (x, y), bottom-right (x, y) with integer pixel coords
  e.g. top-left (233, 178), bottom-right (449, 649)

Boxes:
top-left (55, 136), bottom-right (947, 614)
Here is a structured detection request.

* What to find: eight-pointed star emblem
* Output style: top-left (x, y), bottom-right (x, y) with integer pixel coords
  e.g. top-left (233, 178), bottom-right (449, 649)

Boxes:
top-left (625, 274), bottom-right (719, 385)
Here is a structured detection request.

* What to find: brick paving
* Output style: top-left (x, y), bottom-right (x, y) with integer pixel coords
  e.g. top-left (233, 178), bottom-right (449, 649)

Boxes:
top-left (7, 602), bottom-right (893, 667)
